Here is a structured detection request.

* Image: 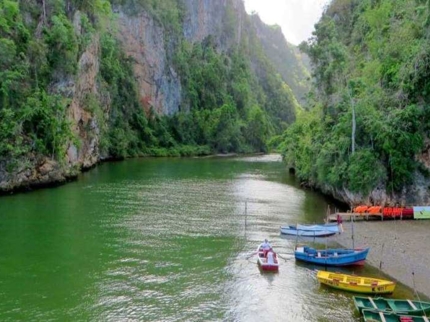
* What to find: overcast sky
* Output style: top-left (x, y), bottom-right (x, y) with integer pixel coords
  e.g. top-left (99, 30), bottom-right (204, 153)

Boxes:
top-left (243, 0), bottom-right (330, 45)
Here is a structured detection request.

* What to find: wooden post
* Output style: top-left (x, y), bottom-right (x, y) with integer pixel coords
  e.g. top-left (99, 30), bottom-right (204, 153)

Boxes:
top-left (244, 200), bottom-right (247, 238)
top-left (325, 234), bottom-right (328, 271)
top-left (379, 243), bottom-right (384, 270)
top-left (351, 215), bottom-right (355, 249)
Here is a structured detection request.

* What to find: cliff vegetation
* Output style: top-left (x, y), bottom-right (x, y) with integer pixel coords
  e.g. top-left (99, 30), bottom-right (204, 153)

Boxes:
top-left (281, 0), bottom-right (430, 205)
top-left (0, 0), bottom-right (307, 192)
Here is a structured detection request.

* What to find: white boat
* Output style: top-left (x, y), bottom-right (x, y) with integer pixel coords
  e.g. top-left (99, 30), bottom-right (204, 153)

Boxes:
top-left (294, 223), bottom-right (340, 233)
top-left (280, 226), bottom-right (336, 237)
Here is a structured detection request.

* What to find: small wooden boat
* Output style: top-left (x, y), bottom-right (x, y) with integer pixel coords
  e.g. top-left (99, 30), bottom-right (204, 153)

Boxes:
top-left (280, 226), bottom-right (336, 237)
top-left (295, 246), bottom-right (369, 266)
top-left (317, 271), bottom-right (396, 294)
top-left (257, 246), bottom-right (279, 272)
top-left (362, 309), bottom-right (430, 322)
top-left (293, 223), bottom-right (340, 233)
top-left (354, 296), bottom-right (430, 316)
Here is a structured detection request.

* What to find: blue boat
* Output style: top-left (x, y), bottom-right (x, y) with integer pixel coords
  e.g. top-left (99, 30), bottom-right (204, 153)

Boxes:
top-left (294, 246), bottom-right (369, 266)
top-left (280, 226), bottom-right (336, 237)
top-left (293, 223), bottom-right (340, 233)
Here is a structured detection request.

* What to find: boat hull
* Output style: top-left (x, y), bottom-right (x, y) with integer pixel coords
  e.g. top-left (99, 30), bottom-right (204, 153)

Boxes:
top-left (280, 227), bottom-right (336, 237)
top-left (256, 247), bottom-right (279, 272)
top-left (294, 223), bottom-right (340, 233)
top-left (257, 257), bottom-right (279, 271)
top-left (295, 246), bottom-right (369, 266)
top-left (354, 296), bottom-right (430, 316)
top-left (362, 309), bottom-right (430, 322)
top-left (317, 271), bottom-right (395, 294)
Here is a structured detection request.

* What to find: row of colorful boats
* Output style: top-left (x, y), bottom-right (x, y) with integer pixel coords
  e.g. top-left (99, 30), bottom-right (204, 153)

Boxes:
top-left (255, 222), bottom-right (430, 321)
top-left (256, 244), bottom-right (369, 272)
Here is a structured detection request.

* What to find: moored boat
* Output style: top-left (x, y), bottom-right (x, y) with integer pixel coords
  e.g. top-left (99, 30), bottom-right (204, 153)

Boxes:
top-left (362, 309), bottom-right (430, 322)
top-left (293, 223), bottom-right (340, 233)
top-left (295, 246), bottom-right (369, 266)
top-left (257, 245), bottom-right (279, 272)
top-left (317, 270), bottom-right (395, 294)
top-left (280, 226), bottom-right (336, 237)
top-left (354, 296), bottom-right (430, 316)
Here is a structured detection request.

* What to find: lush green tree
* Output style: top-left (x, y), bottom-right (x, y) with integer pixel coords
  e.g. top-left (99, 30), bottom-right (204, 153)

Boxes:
top-left (282, 0), bottom-right (430, 195)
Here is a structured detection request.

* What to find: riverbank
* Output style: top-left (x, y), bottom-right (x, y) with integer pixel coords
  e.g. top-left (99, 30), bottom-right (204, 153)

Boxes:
top-left (0, 152), bottom-right (274, 196)
top-left (329, 220), bottom-right (430, 299)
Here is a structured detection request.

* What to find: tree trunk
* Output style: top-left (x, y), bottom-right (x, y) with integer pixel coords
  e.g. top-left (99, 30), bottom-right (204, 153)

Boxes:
top-left (346, 83), bottom-right (356, 155)
top-left (351, 101), bottom-right (356, 154)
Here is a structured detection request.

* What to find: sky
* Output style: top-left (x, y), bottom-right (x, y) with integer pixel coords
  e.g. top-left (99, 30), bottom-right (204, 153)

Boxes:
top-left (243, 0), bottom-right (330, 45)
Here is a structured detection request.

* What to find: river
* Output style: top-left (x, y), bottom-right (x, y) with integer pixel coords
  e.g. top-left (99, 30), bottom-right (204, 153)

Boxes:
top-left (0, 155), bottom-right (415, 321)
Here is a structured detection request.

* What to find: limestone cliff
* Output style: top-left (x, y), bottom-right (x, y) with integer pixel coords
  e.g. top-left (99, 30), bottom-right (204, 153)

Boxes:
top-left (0, 0), bottom-right (309, 194)
top-left (115, 10), bottom-right (182, 115)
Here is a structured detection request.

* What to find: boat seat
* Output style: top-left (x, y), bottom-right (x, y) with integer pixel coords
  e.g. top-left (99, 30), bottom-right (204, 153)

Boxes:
top-left (334, 252), bottom-right (338, 257)
top-left (317, 252), bottom-right (321, 258)
top-left (407, 299), bottom-right (418, 310)
top-left (378, 311), bottom-right (387, 322)
top-left (368, 297), bottom-right (378, 309)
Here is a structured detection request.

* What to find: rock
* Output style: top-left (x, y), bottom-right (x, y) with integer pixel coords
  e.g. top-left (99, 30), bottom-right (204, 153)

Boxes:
top-left (38, 160), bottom-right (57, 176)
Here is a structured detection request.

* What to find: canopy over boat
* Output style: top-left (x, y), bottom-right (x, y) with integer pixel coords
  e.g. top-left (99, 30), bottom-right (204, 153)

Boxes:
top-left (295, 246), bottom-right (369, 266)
top-left (354, 296), bottom-right (430, 316)
top-left (317, 270), bottom-right (395, 294)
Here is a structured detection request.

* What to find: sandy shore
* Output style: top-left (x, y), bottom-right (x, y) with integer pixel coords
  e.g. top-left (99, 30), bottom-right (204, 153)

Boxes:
top-left (327, 220), bottom-right (430, 298)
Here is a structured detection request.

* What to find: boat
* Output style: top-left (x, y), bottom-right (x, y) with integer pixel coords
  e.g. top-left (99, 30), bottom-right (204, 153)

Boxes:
top-left (362, 309), bottom-right (430, 322)
top-left (317, 270), bottom-right (396, 294)
top-left (293, 223), bottom-right (340, 233)
top-left (280, 226), bottom-right (336, 237)
top-left (295, 246), bottom-right (369, 266)
top-left (354, 296), bottom-right (430, 316)
top-left (257, 245), bottom-right (279, 272)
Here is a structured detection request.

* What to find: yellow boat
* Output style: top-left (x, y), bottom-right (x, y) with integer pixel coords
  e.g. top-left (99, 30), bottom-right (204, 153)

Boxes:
top-left (317, 270), bottom-right (396, 294)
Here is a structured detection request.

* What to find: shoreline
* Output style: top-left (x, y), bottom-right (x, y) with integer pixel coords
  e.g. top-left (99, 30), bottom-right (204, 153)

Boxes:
top-left (328, 220), bottom-right (430, 299)
top-left (0, 153), bottom-right (275, 197)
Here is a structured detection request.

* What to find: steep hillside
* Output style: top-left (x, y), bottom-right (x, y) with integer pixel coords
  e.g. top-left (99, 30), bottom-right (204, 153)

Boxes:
top-left (0, 0), bottom-right (306, 193)
top-left (250, 14), bottom-right (310, 104)
top-left (281, 0), bottom-right (430, 205)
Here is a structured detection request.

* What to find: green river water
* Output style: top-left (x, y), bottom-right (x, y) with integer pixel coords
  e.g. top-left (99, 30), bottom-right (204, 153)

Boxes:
top-left (0, 155), bottom-right (415, 321)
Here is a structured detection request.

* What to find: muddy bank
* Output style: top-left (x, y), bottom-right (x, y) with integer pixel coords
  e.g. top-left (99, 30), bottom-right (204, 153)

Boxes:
top-left (329, 220), bottom-right (430, 298)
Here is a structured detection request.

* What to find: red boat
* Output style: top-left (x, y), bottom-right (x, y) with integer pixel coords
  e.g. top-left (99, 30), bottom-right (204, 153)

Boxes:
top-left (257, 246), bottom-right (279, 272)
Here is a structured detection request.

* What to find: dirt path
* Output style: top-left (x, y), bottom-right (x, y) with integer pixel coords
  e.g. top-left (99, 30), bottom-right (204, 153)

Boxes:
top-left (327, 220), bottom-right (430, 298)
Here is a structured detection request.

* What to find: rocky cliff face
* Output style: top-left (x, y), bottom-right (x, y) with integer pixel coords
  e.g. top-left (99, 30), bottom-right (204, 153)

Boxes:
top-left (309, 144), bottom-right (430, 207)
top-left (0, 0), bottom-right (309, 194)
top-left (318, 178), bottom-right (429, 208)
top-left (182, 0), bottom-right (244, 46)
top-left (65, 33), bottom-right (102, 169)
top-left (116, 10), bottom-right (182, 115)
top-left (0, 23), bottom-right (102, 193)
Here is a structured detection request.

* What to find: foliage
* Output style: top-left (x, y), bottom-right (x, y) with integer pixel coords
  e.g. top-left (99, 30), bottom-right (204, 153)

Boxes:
top-left (0, 0), bottom-right (77, 163)
top-left (282, 0), bottom-right (430, 194)
top-left (0, 0), bottom-right (301, 174)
